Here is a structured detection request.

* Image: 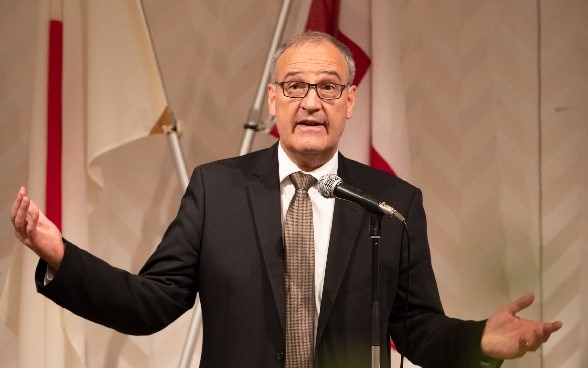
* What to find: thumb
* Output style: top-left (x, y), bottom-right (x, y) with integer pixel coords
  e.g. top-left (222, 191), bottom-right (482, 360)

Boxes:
top-left (507, 292), bottom-right (534, 314)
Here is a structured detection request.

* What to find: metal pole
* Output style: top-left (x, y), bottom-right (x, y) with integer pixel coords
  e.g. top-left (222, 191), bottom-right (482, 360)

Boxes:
top-left (166, 124), bottom-right (204, 368)
top-left (134, 1), bottom-right (199, 366)
top-left (239, 0), bottom-right (293, 156)
top-left (370, 215), bottom-right (382, 368)
top-left (177, 294), bottom-right (203, 368)
top-left (166, 129), bottom-right (190, 188)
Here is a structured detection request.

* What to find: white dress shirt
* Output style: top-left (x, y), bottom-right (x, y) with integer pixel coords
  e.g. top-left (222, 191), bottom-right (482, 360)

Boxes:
top-left (277, 143), bottom-right (338, 332)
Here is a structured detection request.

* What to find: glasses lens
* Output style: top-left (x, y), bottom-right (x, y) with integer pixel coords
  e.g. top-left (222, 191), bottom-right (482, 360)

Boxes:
top-left (317, 83), bottom-right (341, 99)
top-left (282, 82), bottom-right (309, 98)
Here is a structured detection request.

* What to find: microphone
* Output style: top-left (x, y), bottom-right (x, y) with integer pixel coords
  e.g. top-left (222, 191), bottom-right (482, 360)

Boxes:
top-left (318, 174), bottom-right (406, 223)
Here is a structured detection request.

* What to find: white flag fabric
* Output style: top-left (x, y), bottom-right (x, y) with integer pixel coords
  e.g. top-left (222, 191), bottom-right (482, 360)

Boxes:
top-left (0, 1), bottom-right (86, 366)
top-left (0, 0), bottom-right (171, 366)
top-left (85, 0), bottom-right (171, 185)
top-left (368, 1), bottom-right (412, 179)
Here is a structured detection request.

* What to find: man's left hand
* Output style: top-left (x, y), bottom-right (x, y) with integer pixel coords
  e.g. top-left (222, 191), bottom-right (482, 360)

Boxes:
top-left (481, 292), bottom-right (563, 359)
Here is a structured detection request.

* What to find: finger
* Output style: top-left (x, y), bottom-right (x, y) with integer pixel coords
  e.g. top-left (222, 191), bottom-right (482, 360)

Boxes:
top-left (550, 321), bottom-right (563, 332)
top-left (527, 321), bottom-right (564, 350)
top-left (13, 195), bottom-right (30, 231)
top-left (543, 321), bottom-right (563, 342)
top-left (26, 206), bottom-right (40, 236)
top-left (507, 292), bottom-right (534, 314)
top-left (10, 187), bottom-right (26, 223)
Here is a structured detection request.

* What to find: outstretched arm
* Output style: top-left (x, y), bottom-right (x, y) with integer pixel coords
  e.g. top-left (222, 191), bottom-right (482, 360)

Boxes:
top-left (481, 292), bottom-right (563, 359)
top-left (10, 186), bottom-right (64, 270)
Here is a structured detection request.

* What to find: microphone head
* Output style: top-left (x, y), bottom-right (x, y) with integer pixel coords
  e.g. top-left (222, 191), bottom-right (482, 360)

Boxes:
top-left (318, 174), bottom-right (342, 199)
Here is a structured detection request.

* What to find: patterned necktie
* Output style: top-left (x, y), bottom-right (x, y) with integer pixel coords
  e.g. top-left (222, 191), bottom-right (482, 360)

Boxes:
top-left (284, 171), bottom-right (317, 368)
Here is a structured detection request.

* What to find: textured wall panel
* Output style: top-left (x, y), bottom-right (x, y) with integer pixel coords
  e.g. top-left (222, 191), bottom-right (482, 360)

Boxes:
top-left (540, 0), bottom-right (588, 367)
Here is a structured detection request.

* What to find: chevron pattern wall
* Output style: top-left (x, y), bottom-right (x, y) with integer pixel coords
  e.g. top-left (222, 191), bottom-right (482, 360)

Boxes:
top-left (540, 1), bottom-right (587, 367)
top-left (394, 1), bottom-right (587, 367)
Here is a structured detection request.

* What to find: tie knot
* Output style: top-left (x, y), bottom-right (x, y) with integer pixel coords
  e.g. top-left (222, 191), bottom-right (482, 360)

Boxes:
top-left (290, 171), bottom-right (316, 191)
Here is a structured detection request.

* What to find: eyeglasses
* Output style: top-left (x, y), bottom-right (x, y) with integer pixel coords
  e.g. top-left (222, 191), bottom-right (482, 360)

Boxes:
top-left (275, 81), bottom-right (348, 100)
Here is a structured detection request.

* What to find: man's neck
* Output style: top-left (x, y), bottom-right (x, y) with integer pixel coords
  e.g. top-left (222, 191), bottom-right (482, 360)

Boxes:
top-left (280, 147), bottom-right (336, 172)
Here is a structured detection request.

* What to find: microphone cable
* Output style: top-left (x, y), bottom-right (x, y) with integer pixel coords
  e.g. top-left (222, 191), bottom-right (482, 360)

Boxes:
top-left (398, 219), bottom-right (411, 368)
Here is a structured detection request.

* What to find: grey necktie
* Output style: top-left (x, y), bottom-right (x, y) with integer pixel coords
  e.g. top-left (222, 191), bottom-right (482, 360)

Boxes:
top-left (284, 171), bottom-right (317, 368)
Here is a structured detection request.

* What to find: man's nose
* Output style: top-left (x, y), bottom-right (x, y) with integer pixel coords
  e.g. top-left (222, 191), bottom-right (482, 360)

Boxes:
top-left (300, 85), bottom-right (321, 110)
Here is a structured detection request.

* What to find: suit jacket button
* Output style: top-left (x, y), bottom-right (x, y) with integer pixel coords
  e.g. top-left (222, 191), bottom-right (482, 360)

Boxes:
top-left (275, 351), bottom-right (284, 360)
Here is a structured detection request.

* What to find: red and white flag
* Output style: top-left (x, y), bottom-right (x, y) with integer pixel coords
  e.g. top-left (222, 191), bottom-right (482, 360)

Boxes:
top-left (305, 0), bottom-right (411, 179)
top-left (0, 0), bottom-right (170, 366)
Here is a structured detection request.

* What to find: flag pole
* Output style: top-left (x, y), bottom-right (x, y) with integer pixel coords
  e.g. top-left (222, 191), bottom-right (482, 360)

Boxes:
top-left (239, 0), bottom-right (293, 156)
top-left (137, 0), bottom-right (189, 188)
top-left (136, 1), bottom-right (201, 364)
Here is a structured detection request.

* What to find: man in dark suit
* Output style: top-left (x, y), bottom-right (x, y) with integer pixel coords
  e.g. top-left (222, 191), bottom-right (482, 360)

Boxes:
top-left (11, 32), bottom-right (561, 367)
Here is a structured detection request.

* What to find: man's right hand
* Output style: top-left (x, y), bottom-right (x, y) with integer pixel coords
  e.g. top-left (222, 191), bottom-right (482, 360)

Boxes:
top-left (10, 187), bottom-right (64, 270)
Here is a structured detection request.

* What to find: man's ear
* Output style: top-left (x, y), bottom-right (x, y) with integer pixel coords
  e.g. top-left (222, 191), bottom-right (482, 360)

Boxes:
top-left (267, 83), bottom-right (277, 117)
top-left (346, 85), bottom-right (357, 119)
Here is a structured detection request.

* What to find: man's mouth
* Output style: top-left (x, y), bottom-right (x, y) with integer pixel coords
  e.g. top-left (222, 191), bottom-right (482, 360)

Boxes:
top-left (296, 120), bottom-right (324, 127)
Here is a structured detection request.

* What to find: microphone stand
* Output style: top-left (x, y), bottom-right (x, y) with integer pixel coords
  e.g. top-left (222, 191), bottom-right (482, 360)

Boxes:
top-left (370, 214), bottom-right (383, 368)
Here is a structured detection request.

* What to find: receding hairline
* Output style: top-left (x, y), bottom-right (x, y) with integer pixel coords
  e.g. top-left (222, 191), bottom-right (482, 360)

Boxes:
top-left (270, 31), bottom-right (356, 84)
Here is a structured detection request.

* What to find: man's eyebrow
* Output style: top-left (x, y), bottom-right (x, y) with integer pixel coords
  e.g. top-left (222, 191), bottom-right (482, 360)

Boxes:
top-left (281, 70), bottom-right (343, 81)
top-left (320, 70), bottom-right (343, 81)
top-left (282, 71), bottom-right (302, 80)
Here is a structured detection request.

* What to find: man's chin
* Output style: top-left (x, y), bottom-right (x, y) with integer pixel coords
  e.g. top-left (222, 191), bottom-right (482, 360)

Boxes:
top-left (295, 144), bottom-right (328, 154)
top-left (295, 145), bottom-right (337, 160)
top-left (282, 138), bottom-right (336, 157)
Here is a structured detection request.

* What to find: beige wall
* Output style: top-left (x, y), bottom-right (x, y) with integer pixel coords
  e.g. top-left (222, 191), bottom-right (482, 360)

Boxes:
top-left (0, 0), bottom-right (585, 367)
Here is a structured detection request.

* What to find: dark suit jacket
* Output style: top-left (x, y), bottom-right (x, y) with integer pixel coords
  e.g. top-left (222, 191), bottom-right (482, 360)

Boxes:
top-left (37, 143), bottom-right (489, 367)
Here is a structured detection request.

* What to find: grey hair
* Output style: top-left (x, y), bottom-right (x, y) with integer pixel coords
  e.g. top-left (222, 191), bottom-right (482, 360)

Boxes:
top-left (270, 31), bottom-right (356, 85)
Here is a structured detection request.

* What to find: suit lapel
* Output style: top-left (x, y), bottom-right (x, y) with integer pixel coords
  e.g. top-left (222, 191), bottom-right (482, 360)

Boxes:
top-left (315, 155), bottom-right (365, 346)
top-left (247, 144), bottom-right (287, 331)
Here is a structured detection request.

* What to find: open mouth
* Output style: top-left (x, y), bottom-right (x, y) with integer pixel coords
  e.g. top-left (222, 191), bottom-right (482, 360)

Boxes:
top-left (296, 120), bottom-right (325, 127)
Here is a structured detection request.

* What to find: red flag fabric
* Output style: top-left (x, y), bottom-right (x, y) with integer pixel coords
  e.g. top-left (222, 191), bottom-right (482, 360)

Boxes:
top-left (46, 19), bottom-right (63, 230)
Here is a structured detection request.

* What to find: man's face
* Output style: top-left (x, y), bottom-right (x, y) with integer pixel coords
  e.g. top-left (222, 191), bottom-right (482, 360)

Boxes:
top-left (268, 41), bottom-right (356, 170)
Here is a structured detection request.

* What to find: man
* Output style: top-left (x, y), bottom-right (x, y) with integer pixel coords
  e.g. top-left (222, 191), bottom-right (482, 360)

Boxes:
top-left (11, 32), bottom-right (561, 367)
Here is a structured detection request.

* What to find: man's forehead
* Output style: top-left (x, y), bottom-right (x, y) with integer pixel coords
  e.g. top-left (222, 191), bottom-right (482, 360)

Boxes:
top-left (275, 43), bottom-right (348, 80)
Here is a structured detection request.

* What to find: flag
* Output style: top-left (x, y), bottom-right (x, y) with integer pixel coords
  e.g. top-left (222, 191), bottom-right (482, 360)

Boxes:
top-left (0, 1), bottom-right (86, 366)
top-left (305, 0), bottom-right (411, 179)
top-left (85, 0), bottom-right (171, 186)
top-left (0, 0), bottom-right (171, 366)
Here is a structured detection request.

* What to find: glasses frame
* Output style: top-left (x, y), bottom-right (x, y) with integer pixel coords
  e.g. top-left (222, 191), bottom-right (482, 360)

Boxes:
top-left (275, 81), bottom-right (348, 100)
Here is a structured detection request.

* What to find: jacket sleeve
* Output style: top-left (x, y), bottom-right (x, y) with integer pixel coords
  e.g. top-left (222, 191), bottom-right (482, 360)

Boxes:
top-left (35, 167), bottom-right (206, 335)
